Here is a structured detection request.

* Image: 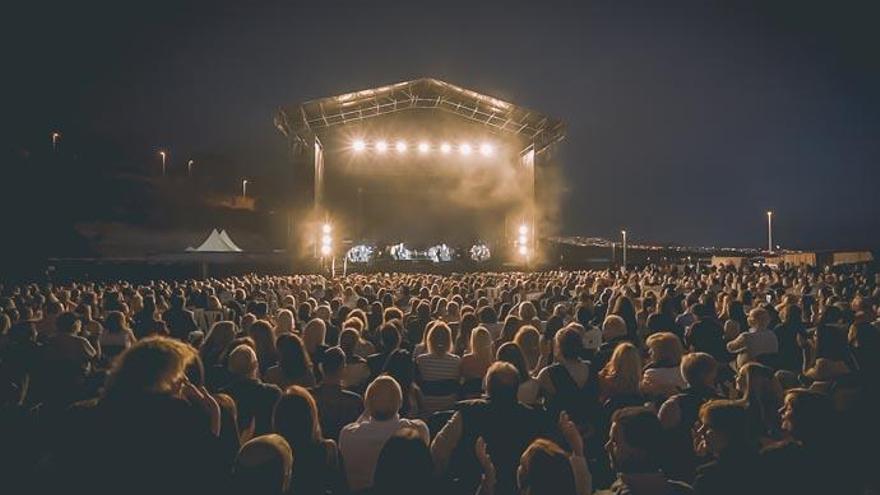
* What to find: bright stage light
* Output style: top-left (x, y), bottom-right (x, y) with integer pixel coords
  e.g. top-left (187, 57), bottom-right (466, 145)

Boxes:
top-left (322, 223), bottom-right (332, 234)
top-left (518, 245), bottom-right (528, 256)
top-left (460, 143), bottom-right (472, 155)
top-left (320, 244), bottom-right (332, 256)
top-left (480, 143), bottom-right (494, 156)
top-left (352, 139), bottom-right (366, 152)
top-left (418, 142), bottom-right (430, 154)
top-left (440, 142), bottom-right (452, 154)
top-left (519, 234), bottom-right (528, 245)
top-left (322, 235), bottom-right (332, 245)
top-left (395, 140), bottom-right (407, 153)
top-left (519, 224), bottom-right (528, 235)
top-left (376, 140), bottom-right (388, 153)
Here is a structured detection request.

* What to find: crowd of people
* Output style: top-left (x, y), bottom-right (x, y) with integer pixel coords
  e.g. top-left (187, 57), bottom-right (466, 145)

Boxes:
top-left (0, 263), bottom-right (878, 494)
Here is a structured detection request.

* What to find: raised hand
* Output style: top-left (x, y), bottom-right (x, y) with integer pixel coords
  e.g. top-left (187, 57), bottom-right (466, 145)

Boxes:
top-left (182, 381), bottom-right (221, 437)
top-left (559, 411), bottom-right (584, 457)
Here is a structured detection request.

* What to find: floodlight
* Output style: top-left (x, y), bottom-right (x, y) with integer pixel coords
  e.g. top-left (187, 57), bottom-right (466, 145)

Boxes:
top-left (352, 139), bottom-right (366, 152)
top-left (320, 244), bottom-right (332, 256)
top-left (418, 142), bottom-right (430, 153)
top-left (440, 142), bottom-right (452, 154)
top-left (322, 235), bottom-right (332, 245)
top-left (460, 143), bottom-right (472, 155)
top-left (519, 224), bottom-right (528, 235)
top-left (518, 245), bottom-right (528, 256)
top-left (376, 140), bottom-right (388, 153)
top-left (480, 143), bottom-right (494, 156)
top-left (322, 223), bottom-right (332, 234)
top-left (395, 140), bottom-right (407, 153)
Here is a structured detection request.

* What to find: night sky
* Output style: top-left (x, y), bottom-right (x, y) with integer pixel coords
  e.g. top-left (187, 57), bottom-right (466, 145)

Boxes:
top-left (6, 0), bottom-right (880, 260)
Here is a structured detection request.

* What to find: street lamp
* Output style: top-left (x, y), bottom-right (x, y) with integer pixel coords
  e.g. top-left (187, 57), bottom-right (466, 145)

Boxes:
top-left (51, 131), bottom-right (61, 152)
top-left (158, 150), bottom-right (167, 176)
top-left (766, 211), bottom-right (773, 253)
top-left (187, 159), bottom-right (194, 176)
top-left (621, 230), bottom-right (628, 271)
top-left (242, 179), bottom-right (248, 198)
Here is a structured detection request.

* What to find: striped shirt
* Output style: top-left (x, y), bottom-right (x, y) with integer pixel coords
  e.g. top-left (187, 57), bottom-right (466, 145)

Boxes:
top-left (416, 353), bottom-right (461, 413)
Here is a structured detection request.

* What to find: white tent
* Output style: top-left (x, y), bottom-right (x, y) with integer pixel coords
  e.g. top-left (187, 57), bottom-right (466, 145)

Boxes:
top-left (186, 229), bottom-right (243, 252)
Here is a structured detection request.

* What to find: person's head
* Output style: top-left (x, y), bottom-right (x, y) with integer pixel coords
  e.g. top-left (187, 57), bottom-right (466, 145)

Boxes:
top-left (469, 326), bottom-right (494, 362)
top-left (379, 322), bottom-right (401, 353)
top-left (382, 348), bottom-right (415, 390)
top-left (247, 320), bottom-right (278, 366)
top-left (104, 336), bottom-right (197, 398)
top-left (814, 323), bottom-right (850, 361)
top-left (228, 344), bottom-right (259, 379)
top-left (496, 342), bottom-right (530, 382)
top-left (602, 342), bottom-right (642, 396)
top-left (514, 325), bottom-right (540, 356)
top-left (302, 318), bottom-right (327, 353)
top-left (605, 407), bottom-right (664, 473)
top-left (273, 385), bottom-right (322, 449)
top-left (275, 309), bottom-right (295, 333)
top-left (780, 304), bottom-right (803, 327)
top-left (736, 363), bottom-right (782, 407)
top-left (747, 307), bottom-right (771, 331)
top-left (373, 427), bottom-right (433, 495)
top-left (779, 388), bottom-right (834, 445)
top-left (518, 301), bottom-right (537, 321)
top-left (232, 434), bottom-right (293, 495)
top-left (426, 322), bottom-right (452, 355)
top-left (55, 311), bottom-right (81, 334)
top-left (645, 332), bottom-right (683, 366)
top-left (602, 315), bottom-right (627, 341)
top-left (365, 375), bottom-right (403, 420)
top-left (680, 352), bottom-right (718, 388)
top-left (200, 321), bottom-right (237, 366)
top-left (696, 400), bottom-right (753, 457)
top-left (104, 311), bottom-right (129, 334)
top-left (517, 439), bottom-right (577, 495)
top-left (321, 346), bottom-right (346, 381)
top-left (554, 325), bottom-right (584, 361)
top-left (484, 361), bottom-right (520, 405)
top-left (276, 333), bottom-right (311, 378)
top-left (171, 293), bottom-right (186, 309)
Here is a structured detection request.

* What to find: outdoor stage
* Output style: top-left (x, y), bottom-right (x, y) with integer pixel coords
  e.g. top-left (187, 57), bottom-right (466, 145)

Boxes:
top-left (275, 78), bottom-right (566, 268)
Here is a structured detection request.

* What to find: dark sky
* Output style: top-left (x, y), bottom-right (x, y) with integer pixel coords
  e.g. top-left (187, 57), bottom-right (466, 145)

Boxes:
top-left (7, 0), bottom-right (880, 252)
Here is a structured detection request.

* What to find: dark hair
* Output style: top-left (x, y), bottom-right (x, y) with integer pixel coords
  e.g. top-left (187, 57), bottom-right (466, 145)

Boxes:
top-left (322, 346), bottom-right (345, 376)
top-left (379, 322), bottom-right (401, 352)
top-left (373, 428), bottom-right (434, 495)
top-left (496, 342), bottom-right (530, 382)
top-left (611, 407), bottom-right (664, 471)
top-left (699, 400), bottom-right (755, 453)
top-left (276, 333), bottom-right (311, 378)
top-left (518, 439), bottom-right (577, 495)
top-left (273, 385), bottom-right (322, 450)
top-left (56, 312), bottom-right (79, 334)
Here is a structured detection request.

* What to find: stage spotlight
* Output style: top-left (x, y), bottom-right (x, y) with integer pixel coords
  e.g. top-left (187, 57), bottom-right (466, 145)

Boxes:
top-left (519, 234), bottom-right (528, 245)
top-left (322, 235), bottom-right (332, 245)
top-left (480, 143), bottom-right (494, 156)
top-left (518, 245), bottom-right (528, 256)
top-left (376, 140), bottom-right (388, 153)
top-left (320, 244), bottom-right (332, 256)
top-left (440, 142), bottom-right (452, 154)
top-left (395, 140), bottom-right (407, 153)
top-left (460, 143), bottom-right (472, 155)
top-left (352, 139), bottom-right (366, 152)
top-left (418, 141), bottom-right (430, 154)
top-left (519, 224), bottom-right (528, 235)
top-left (322, 223), bottom-right (332, 234)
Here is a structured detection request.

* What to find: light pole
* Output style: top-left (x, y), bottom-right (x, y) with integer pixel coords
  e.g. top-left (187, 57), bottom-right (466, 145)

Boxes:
top-left (621, 230), bottom-right (628, 271)
top-left (159, 150), bottom-right (167, 176)
top-left (766, 211), bottom-right (773, 253)
top-left (187, 159), bottom-right (194, 176)
top-left (242, 179), bottom-right (248, 199)
top-left (51, 131), bottom-right (61, 152)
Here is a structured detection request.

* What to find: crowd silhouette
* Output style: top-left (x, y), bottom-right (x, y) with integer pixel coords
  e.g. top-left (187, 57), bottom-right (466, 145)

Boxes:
top-left (0, 263), bottom-right (878, 494)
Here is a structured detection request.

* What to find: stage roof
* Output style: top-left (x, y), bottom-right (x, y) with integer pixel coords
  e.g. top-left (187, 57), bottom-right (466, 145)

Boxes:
top-left (275, 78), bottom-right (565, 151)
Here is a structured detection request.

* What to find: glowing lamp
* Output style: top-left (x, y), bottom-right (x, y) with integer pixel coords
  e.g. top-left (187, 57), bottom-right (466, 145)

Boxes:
top-left (376, 140), bottom-right (388, 153)
top-left (395, 141), bottom-right (407, 153)
top-left (322, 235), bottom-right (332, 245)
top-left (352, 139), bottom-right (366, 152)
top-left (320, 244), bottom-right (332, 256)
top-left (480, 143), bottom-right (494, 156)
top-left (322, 223), bottom-right (332, 234)
top-left (460, 143), bottom-right (472, 155)
top-left (440, 143), bottom-right (452, 154)
top-left (518, 245), bottom-right (528, 256)
top-left (518, 224), bottom-right (528, 235)
top-left (418, 142), bottom-right (430, 153)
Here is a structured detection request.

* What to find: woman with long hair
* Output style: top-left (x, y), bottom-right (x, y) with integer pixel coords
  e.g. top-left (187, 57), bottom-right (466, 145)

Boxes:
top-left (496, 342), bottom-right (540, 406)
top-left (461, 326), bottom-right (494, 397)
top-left (734, 363), bottom-right (784, 443)
top-left (274, 309), bottom-right (296, 335)
top-left (264, 333), bottom-right (315, 389)
top-left (611, 295), bottom-right (638, 339)
top-left (383, 348), bottom-right (424, 417)
top-left (497, 314), bottom-right (523, 346)
top-left (641, 332), bottom-right (686, 399)
top-left (247, 320), bottom-right (279, 374)
top-left (99, 311), bottom-right (137, 362)
top-left (272, 385), bottom-right (342, 494)
top-left (454, 312), bottom-right (479, 356)
top-left (415, 322), bottom-right (461, 414)
top-left (773, 304), bottom-right (807, 373)
top-left (598, 342), bottom-right (643, 406)
top-left (514, 325), bottom-right (541, 374)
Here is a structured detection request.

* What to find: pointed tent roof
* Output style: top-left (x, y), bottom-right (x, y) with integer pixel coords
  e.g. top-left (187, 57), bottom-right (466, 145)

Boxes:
top-left (275, 77), bottom-right (565, 152)
top-left (187, 229), bottom-right (243, 252)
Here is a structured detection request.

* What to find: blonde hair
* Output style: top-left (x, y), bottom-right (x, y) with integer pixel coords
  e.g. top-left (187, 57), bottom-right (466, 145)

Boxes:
top-left (514, 325), bottom-right (541, 370)
top-left (646, 332), bottom-right (684, 365)
top-left (427, 322), bottom-right (452, 355)
top-left (105, 337), bottom-right (196, 397)
top-left (600, 342), bottom-right (642, 395)
top-left (302, 318), bottom-right (326, 353)
top-left (470, 326), bottom-right (494, 362)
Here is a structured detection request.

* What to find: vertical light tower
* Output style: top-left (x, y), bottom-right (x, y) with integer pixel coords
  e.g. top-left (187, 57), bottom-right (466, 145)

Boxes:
top-left (242, 179), bottom-right (248, 198)
top-left (621, 230), bottom-right (628, 271)
top-left (767, 211), bottom-right (773, 253)
top-left (158, 150), bottom-right (167, 176)
top-left (51, 131), bottom-right (61, 152)
top-left (187, 159), bottom-right (194, 176)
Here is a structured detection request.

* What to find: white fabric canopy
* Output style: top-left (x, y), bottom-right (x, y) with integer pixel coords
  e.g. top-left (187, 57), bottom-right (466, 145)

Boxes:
top-left (186, 229), bottom-right (243, 252)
